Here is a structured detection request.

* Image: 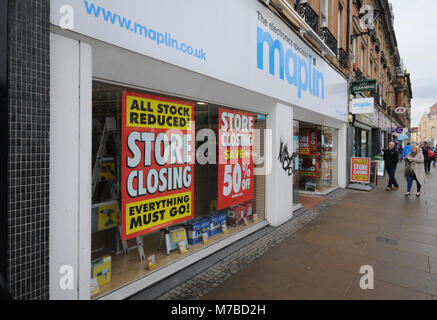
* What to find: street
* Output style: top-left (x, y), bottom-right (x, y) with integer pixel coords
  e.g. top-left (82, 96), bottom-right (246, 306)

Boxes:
top-left (199, 164), bottom-right (437, 300)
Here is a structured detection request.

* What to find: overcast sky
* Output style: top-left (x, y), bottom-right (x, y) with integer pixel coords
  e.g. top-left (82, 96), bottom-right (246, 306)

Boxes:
top-left (391, 0), bottom-right (437, 127)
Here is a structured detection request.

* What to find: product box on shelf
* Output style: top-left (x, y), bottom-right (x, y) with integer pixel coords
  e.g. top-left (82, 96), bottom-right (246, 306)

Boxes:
top-left (98, 157), bottom-right (116, 181)
top-left (91, 200), bottom-right (118, 233)
top-left (209, 211), bottom-right (227, 236)
top-left (91, 255), bottom-right (111, 288)
top-left (226, 205), bottom-right (246, 227)
top-left (186, 217), bottom-right (211, 245)
top-left (244, 202), bottom-right (253, 221)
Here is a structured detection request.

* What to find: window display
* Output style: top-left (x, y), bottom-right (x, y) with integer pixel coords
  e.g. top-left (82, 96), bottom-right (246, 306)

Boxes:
top-left (297, 122), bottom-right (338, 193)
top-left (91, 82), bottom-right (266, 299)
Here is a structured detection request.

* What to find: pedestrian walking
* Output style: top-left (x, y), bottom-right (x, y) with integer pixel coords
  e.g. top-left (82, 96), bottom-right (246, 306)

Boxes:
top-left (404, 145), bottom-right (426, 197)
top-left (383, 141), bottom-right (399, 191)
top-left (421, 142), bottom-right (433, 173)
top-left (432, 147), bottom-right (437, 167)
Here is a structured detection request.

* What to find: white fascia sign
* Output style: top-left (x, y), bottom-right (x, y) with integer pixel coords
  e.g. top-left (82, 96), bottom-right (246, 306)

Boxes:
top-left (50, 0), bottom-right (348, 122)
top-left (350, 97), bottom-right (374, 114)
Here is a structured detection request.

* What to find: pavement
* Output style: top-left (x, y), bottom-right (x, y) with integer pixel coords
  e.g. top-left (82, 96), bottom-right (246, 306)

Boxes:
top-left (130, 162), bottom-right (437, 300)
top-left (198, 162), bottom-right (437, 300)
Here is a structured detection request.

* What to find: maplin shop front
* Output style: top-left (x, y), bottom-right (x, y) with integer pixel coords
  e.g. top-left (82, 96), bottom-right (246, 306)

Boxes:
top-left (49, 0), bottom-right (347, 299)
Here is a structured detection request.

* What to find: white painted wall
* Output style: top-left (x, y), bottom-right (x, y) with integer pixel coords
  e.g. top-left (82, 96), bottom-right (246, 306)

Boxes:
top-left (49, 33), bottom-right (92, 300)
top-left (266, 103), bottom-right (294, 227)
top-left (78, 43), bottom-right (93, 300)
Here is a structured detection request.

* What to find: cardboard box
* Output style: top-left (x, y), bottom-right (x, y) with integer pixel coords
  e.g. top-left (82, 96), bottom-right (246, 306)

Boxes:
top-left (91, 255), bottom-right (111, 287)
top-left (209, 211), bottom-right (227, 236)
top-left (226, 205), bottom-right (246, 227)
top-left (244, 202), bottom-right (253, 220)
top-left (92, 201), bottom-right (118, 233)
top-left (186, 217), bottom-right (211, 245)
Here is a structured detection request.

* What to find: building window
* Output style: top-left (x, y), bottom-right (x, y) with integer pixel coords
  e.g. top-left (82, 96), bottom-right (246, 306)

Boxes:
top-left (321, 0), bottom-right (329, 28)
top-left (361, 45), bottom-right (365, 72)
top-left (352, 36), bottom-right (357, 64)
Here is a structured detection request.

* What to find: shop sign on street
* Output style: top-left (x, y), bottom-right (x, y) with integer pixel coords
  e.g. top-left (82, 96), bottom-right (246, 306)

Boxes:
top-left (351, 79), bottom-right (377, 93)
top-left (350, 97), bottom-right (374, 114)
top-left (395, 106), bottom-right (406, 114)
top-left (350, 157), bottom-right (371, 183)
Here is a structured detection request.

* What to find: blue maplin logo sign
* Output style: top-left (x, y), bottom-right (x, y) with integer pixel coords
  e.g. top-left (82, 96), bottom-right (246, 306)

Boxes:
top-left (256, 27), bottom-right (325, 101)
top-left (350, 97), bottom-right (375, 114)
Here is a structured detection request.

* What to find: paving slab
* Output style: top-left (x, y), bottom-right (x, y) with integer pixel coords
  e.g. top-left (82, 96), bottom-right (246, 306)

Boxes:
top-left (380, 225), bottom-right (437, 246)
top-left (373, 260), bottom-right (437, 296)
top-left (346, 275), bottom-right (432, 300)
top-left (398, 239), bottom-right (437, 258)
top-left (363, 243), bottom-right (430, 273)
top-left (429, 257), bottom-right (437, 275)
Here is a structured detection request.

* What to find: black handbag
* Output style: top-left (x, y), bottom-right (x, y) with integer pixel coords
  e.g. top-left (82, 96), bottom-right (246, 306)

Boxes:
top-left (404, 160), bottom-right (415, 177)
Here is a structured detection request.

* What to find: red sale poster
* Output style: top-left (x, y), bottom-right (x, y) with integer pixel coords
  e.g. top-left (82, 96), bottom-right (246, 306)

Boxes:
top-left (218, 108), bottom-right (255, 210)
top-left (121, 91), bottom-right (195, 240)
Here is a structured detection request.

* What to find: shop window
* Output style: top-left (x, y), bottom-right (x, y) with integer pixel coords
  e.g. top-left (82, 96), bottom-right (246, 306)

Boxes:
top-left (353, 128), bottom-right (369, 158)
top-left (90, 82), bottom-right (266, 298)
top-left (297, 122), bottom-right (338, 193)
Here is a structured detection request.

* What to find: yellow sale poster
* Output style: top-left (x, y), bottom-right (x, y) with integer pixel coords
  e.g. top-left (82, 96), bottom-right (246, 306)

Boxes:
top-left (121, 91), bottom-right (195, 240)
top-left (351, 157), bottom-right (371, 183)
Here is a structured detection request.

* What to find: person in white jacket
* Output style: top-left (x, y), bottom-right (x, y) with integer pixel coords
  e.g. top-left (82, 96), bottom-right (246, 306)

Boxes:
top-left (404, 145), bottom-right (427, 197)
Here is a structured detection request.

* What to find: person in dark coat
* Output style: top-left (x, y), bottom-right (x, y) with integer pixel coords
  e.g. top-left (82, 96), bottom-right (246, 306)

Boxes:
top-left (383, 141), bottom-right (399, 191)
top-left (421, 142), bottom-right (432, 173)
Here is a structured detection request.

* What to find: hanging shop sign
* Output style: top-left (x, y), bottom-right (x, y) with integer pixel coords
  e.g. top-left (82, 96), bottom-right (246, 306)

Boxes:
top-left (350, 97), bottom-right (375, 114)
top-left (351, 79), bottom-right (377, 94)
top-left (392, 127), bottom-right (407, 134)
top-left (395, 106), bottom-right (406, 114)
top-left (218, 108), bottom-right (255, 210)
top-left (350, 157), bottom-right (371, 184)
top-left (121, 91), bottom-right (195, 240)
top-left (398, 133), bottom-right (409, 141)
